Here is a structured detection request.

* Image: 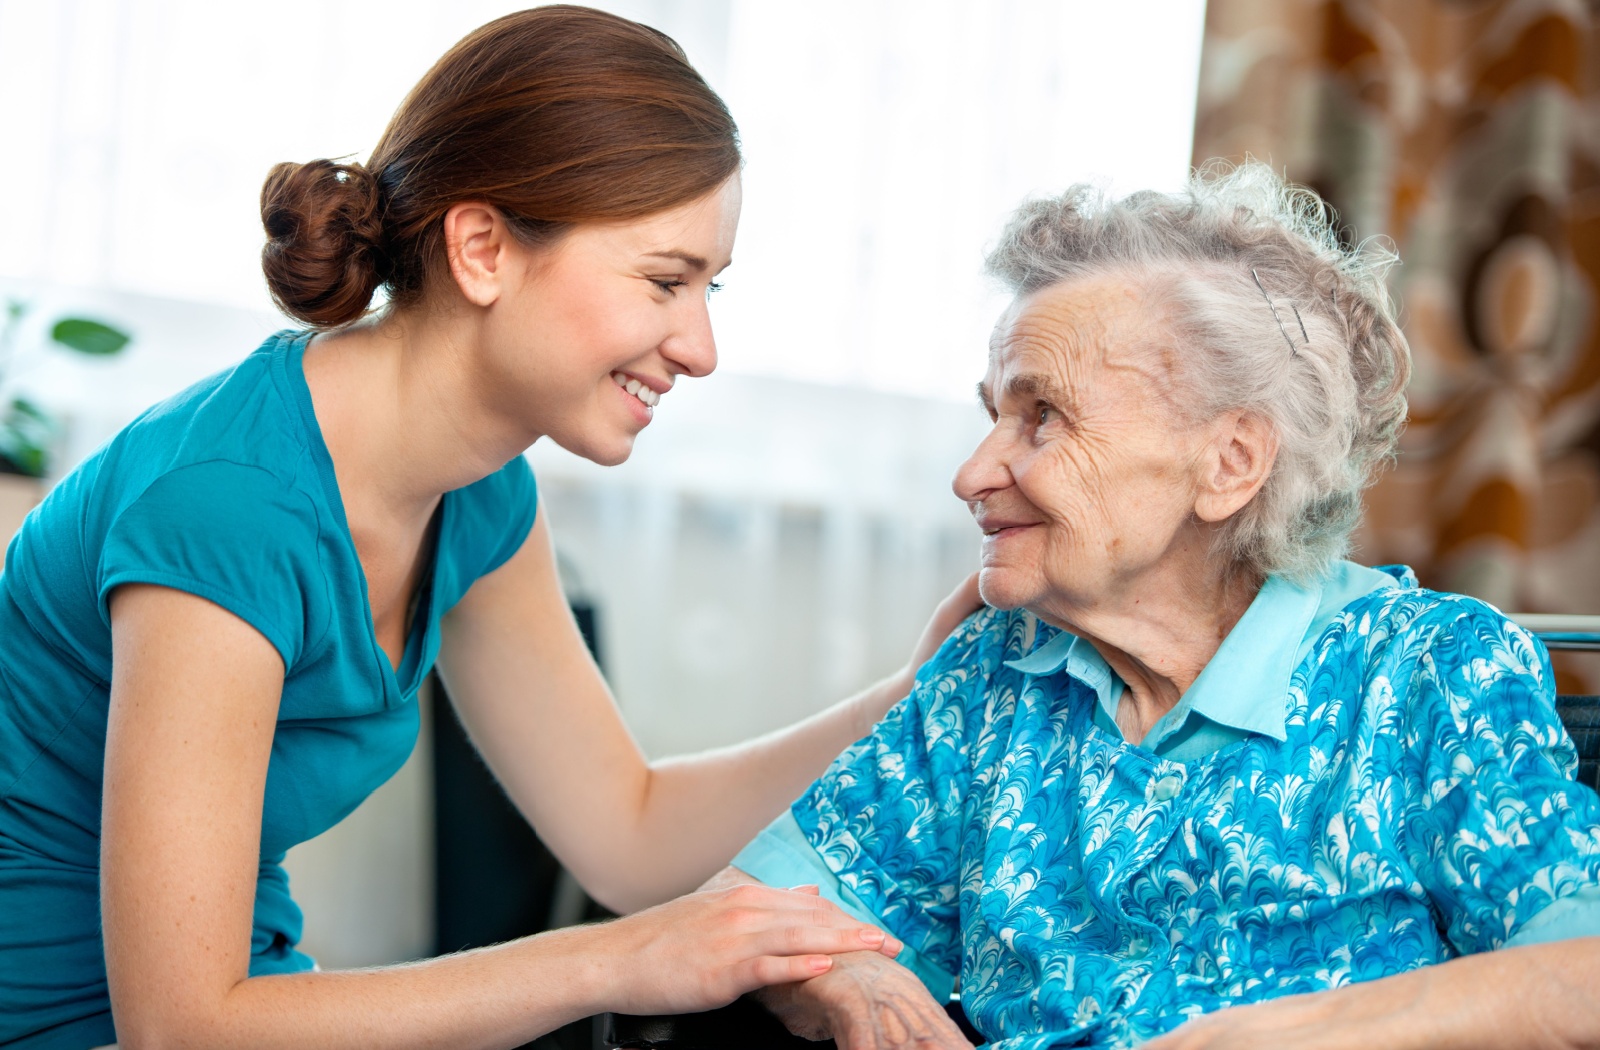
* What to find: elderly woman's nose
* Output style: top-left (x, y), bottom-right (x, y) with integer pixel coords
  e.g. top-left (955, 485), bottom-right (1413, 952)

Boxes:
top-left (953, 431), bottom-right (1013, 502)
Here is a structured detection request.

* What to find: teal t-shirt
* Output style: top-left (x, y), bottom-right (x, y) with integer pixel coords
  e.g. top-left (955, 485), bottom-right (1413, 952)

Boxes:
top-left (0, 329), bottom-right (538, 1049)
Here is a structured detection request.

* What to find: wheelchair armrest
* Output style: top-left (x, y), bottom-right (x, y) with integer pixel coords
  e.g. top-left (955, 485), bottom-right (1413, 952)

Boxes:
top-left (1556, 694), bottom-right (1600, 791)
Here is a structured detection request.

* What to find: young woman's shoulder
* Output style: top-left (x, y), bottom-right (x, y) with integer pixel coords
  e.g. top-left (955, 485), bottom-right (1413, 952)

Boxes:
top-left (434, 453), bottom-right (539, 611)
top-left (108, 329), bottom-right (317, 486)
top-left (8, 331), bottom-right (332, 672)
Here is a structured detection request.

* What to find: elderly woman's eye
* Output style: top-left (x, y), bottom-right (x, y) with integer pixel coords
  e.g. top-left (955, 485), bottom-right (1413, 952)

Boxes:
top-left (1038, 403), bottom-right (1065, 426)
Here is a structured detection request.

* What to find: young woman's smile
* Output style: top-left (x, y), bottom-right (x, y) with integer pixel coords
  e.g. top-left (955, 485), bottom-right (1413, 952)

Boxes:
top-left (610, 368), bottom-right (667, 423)
top-left (476, 175), bottom-right (740, 466)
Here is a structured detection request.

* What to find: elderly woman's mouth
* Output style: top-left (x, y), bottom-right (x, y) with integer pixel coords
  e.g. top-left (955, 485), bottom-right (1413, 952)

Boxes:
top-left (979, 520), bottom-right (1042, 538)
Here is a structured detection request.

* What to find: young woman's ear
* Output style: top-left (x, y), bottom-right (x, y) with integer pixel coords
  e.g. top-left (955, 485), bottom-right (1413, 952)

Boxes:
top-left (1193, 410), bottom-right (1279, 523)
top-left (442, 203), bottom-right (513, 307)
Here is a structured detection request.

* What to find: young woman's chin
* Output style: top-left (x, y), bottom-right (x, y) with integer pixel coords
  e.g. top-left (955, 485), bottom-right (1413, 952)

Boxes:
top-left (550, 430), bottom-right (638, 468)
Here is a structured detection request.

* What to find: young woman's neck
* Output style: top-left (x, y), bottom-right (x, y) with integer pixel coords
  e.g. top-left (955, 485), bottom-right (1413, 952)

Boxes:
top-left (302, 306), bottom-right (539, 526)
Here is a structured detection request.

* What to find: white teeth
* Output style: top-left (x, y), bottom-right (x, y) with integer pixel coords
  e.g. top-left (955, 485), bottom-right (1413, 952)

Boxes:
top-left (612, 372), bottom-right (660, 409)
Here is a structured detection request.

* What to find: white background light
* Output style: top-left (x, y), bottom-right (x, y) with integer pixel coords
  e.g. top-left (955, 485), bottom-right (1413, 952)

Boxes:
top-left (0, 0), bottom-right (1205, 401)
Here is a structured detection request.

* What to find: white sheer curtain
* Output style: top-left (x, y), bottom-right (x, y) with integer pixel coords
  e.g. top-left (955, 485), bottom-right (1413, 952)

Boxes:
top-left (0, 0), bottom-right (1204, 399)
top-left (0, 0), bottom-right (1205, 966)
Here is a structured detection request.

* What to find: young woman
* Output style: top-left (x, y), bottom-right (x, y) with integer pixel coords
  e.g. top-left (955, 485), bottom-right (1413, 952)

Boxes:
top-left (0, 7), bottom-right (979, 1047)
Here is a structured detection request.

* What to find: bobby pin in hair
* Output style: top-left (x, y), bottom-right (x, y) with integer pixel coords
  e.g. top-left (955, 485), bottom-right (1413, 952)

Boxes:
top-left (1251, 268), bottom-right (1306, 358)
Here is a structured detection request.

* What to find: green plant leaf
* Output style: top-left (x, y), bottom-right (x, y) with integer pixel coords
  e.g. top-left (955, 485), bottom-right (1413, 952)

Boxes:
top-left (0, 431), bottom-right (46, 476)
top-left (0, 397), bottom-right (56, 478)
top-left (7, 397), bottom-right (48, 422)
top-left (51, 317), bottom-right (130, 356)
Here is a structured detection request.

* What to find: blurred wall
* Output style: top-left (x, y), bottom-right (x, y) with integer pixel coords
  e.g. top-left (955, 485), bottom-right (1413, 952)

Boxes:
top-left (1193, 0), bottom-right (1600, 690)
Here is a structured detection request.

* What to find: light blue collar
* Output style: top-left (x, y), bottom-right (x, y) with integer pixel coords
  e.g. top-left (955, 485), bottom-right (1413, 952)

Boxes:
top-left (1005, 629), bottom-right (1127, 711)
top-left (1003, 561), bottom-right (1399, 751)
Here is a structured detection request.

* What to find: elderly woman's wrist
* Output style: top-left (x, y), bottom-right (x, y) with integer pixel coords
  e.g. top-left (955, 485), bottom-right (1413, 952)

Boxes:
top-left (753, 980), bottom-right (837, 1042)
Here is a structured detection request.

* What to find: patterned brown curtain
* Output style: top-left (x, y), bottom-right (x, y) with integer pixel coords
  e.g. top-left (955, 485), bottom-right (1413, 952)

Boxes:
top-left (1193, 0), bottom-right (1600, 690)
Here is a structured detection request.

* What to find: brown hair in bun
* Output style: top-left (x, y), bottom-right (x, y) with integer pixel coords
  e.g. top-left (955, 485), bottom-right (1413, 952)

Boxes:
top-left (260, 5), bottom-right (741, 329)
top-left (261, 160), bottom-right (386, 329)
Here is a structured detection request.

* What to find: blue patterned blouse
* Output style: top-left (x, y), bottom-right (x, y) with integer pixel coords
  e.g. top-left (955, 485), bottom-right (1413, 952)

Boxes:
top-left (734, 564), bottom-right (1600, 1048)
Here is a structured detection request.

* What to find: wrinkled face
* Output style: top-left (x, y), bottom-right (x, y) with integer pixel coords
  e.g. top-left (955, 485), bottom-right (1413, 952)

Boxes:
top-left (480, 176), bottom-right (741, 465)
top-left (952, 275), bottom-right (1209, 621)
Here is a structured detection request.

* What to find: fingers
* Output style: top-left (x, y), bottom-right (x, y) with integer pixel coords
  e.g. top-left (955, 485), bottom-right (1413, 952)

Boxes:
top-left (762, 914), bottom-right (893, 958)
top-left (741, 952), bottom-right (836, 988)
top-left (910, 572), bottom-right (986, 669)
top-left (932, 572), bottom-right (983, 628)
top-left (792, 907), bottom-right (901, 958)
top-left (607, 884), bottom-right (909, 1016)
top-left (669, 883), bottom-right (912, 1009)
top-left (942, 571), bottom-right (982, 614)
top-left (721, 884), bottom-right (902, 956)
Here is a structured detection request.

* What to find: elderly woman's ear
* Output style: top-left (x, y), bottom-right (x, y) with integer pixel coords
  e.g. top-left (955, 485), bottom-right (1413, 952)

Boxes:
top-left (1191, 410), bottom-right (1278, 524)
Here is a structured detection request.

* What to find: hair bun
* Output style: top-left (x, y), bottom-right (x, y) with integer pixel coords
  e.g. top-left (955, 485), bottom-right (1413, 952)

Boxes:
top-left (260, 159), bottom-right (386, 328)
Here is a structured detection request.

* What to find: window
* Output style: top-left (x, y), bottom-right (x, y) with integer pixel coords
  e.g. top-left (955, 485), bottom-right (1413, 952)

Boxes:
top-left (0, 0), bottom-right (1205, 401)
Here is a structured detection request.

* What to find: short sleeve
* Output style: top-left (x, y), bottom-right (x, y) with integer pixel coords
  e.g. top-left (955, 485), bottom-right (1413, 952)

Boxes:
top-left (1399, 602), bottom-right (1600, 955)
top-left (439, 455), bottom-right (539, 608)
top-left (98, 459), bottom-right (324, 669)
top-left (789, 607), bottom-right (1005, 976)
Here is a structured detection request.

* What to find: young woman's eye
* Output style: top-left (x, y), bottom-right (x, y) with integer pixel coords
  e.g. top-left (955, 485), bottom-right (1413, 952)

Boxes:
top-left (652, 278), bottom-right (688, 295)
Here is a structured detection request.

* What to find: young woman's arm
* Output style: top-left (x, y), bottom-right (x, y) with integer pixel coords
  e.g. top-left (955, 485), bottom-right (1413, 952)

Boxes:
top-left (436, 512), bottom-right (980, 913)
top-left (102, 583), bottom-right (898, 1050)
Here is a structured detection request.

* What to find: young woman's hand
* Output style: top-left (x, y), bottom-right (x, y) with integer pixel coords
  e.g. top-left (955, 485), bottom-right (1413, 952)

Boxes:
top-left (869, 572), bottom-right (984, 719)
top-left (756, 949), bottom-right (974, 1050)
top-left (906, 572), bottom-right (984, 674)
top-left (588, 883), bottom-right (904, 1015)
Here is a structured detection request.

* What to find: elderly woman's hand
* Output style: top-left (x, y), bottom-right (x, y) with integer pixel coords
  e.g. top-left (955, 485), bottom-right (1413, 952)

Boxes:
top-left (1139, 982), bottom-right (1426, 1050)
top-left (756, 951), bottom-right (974, 1050)
top-left (1140, 938), bottom-right (1600, 1050)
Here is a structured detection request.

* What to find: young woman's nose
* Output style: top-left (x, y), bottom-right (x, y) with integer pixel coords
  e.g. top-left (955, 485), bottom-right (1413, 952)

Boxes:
top-left (662, 298), bottom-right (718, 378)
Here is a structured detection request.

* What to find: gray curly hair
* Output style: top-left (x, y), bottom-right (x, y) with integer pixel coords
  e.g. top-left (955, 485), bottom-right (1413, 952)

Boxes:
top-left (984, 162), bottom-right (1411, 584)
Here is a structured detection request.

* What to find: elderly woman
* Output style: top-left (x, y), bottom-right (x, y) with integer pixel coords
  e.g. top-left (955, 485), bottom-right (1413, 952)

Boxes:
top-left (704, 165), bottom-right (1600, 1049)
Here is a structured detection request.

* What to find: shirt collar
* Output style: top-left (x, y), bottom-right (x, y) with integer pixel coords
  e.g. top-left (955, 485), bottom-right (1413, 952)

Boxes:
top-left (1171, 573), bottom-right (1318, 742)
top-left (1006, 629), bottom-right (1124, 712)
top-left (1002, 561), bottom-right (1399, 746)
